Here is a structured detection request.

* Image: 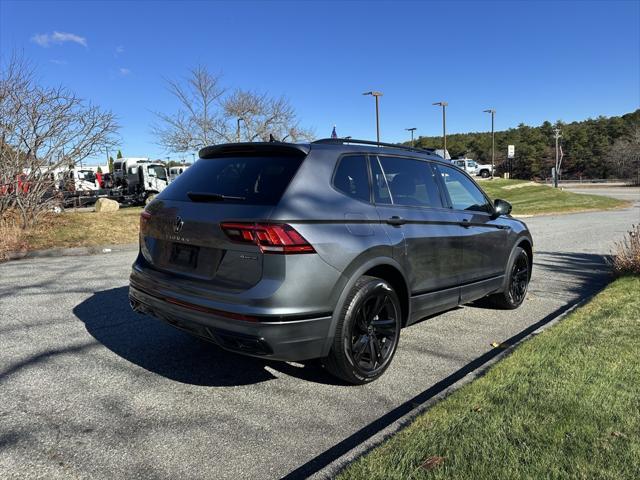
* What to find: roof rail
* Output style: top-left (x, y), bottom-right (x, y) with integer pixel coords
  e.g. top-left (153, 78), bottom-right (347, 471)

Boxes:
top-left (311, 138), bottom-right (436, 155)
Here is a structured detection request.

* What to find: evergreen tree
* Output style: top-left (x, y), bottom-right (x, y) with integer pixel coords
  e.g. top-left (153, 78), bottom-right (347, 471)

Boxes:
top-left (402, 110), bottom-right (639, 180)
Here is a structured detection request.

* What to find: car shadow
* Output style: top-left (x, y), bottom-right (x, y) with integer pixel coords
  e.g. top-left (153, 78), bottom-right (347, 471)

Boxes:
top-left (73, 286), bottom-right (343, 387)
top-left (470, 251), bottom-right (613, 309)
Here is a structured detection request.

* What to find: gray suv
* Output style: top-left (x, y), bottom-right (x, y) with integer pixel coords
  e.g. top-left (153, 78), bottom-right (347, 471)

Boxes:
top-left (129, 139), bottom-right (532, 384)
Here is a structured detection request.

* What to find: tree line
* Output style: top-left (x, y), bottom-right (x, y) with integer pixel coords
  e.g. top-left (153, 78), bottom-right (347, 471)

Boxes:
top-left (409, 109), bottom-right (640, 181)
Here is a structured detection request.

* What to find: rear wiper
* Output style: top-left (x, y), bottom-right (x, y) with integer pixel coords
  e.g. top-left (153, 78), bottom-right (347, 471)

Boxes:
top-left (187, 191), bottom-right (246, 202)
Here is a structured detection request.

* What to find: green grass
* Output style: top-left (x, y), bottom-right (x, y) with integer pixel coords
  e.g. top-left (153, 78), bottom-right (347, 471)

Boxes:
top-left (479, 179), bottom-right (627, 215)
top-left (339, 276), bottom-right (640, 480)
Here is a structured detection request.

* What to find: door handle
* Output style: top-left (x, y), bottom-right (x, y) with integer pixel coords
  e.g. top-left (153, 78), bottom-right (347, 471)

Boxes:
top-left (460, 219), bottom-right (472, 228)
top-left (386, 216), bottom-right (406, 226)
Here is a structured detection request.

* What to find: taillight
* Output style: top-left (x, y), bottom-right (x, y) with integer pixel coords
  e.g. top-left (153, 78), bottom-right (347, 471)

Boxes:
top-left (220, 222), bottom-right (315, 254)
top-left (140, 211), bottom-right (152, 229)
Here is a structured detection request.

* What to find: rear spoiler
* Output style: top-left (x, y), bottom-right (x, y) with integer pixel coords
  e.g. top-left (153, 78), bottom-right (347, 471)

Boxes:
top-left (198, 142), bottom-right (310, 159)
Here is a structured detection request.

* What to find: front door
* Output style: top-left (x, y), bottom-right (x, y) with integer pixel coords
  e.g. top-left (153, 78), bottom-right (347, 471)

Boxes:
top-left (434, 164), bottom-right (509, 301)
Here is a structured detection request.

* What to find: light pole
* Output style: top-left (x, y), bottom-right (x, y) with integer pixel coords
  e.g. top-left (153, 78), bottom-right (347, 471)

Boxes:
top-left (363, 91), bottom-right (383, 144)
top-left (483, 109), bottom-right (496, 179)
top-left (236, 117), bottom-right (244, 143)
top-left (405, 127), bottom-right (417, 147)
top-left (432, 101), bottom-right (448, 159)
top-left (553, 128), bottom-right (562, 188)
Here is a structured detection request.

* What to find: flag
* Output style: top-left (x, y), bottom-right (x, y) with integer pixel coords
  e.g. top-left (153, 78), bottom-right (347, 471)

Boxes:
top-left (331, 125), bottom-right (337, 139)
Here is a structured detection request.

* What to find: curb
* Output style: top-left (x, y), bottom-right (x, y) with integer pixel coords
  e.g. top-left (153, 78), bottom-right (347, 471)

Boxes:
top-left (4, 243), bottom-right (138, 262)
top-left (298, 289), bottom-right (604, 480)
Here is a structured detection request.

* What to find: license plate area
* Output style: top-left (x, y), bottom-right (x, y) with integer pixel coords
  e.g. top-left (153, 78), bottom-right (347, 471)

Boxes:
top-left (169, 243), bottom-right (199, 269)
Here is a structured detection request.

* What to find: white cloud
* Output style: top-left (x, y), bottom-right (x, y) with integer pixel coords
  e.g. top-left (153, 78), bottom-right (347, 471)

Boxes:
top-left (119, 68), bottom-right (131, 76)
top-left (31, 31), bottom-right (87, 48)
top-left (50, 59), bottom-right (68, 65)
top-left (116, 45), bottom-right (124, 55)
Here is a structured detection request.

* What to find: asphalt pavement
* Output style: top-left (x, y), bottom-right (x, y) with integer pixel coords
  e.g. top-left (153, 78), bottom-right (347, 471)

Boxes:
top-left (1, 195), bottom-right (639, 480)
top-left (562, 185), bottom-right (640, 201)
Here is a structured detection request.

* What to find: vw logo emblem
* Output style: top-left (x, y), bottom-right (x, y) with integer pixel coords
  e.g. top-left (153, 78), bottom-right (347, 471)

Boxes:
top-left (174, 216), bottom-right (184, 233)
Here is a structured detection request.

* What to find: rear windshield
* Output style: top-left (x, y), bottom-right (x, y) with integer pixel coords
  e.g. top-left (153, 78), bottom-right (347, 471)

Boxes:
top-left (158, 154), bottom-right (304, 205)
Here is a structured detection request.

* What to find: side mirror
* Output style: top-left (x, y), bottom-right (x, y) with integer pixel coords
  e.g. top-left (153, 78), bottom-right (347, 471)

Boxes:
top-left (493, 198), bottom-right (512, 217)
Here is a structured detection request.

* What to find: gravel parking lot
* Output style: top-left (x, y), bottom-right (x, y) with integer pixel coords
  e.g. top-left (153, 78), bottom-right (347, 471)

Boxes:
top-left (1, 198), bottom-right (638, 479)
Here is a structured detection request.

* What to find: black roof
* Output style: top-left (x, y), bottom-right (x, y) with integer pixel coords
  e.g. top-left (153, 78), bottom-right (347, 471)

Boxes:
top-left (198, 138), bottom-right (446, 162)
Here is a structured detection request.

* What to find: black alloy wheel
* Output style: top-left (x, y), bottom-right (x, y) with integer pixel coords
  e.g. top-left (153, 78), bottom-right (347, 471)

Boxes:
top-left (324, 276), bottom-right (402, 384)
top-left (485, 246), bottom-right (530, 309)
top-left (508, 250), bottom-right (529, 305)
top-left (348, 290), bottom-right (399, 374)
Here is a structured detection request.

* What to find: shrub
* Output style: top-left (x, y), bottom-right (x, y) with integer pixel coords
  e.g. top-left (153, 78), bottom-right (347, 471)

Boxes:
top-left (611, 224), bottom-right (640, 276)
top-left (0, 211), bottom-right (27, 261)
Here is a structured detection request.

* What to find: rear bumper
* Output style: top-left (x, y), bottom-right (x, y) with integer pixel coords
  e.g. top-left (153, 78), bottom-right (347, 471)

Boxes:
top-left (128, 284), bottom-right (333, 361)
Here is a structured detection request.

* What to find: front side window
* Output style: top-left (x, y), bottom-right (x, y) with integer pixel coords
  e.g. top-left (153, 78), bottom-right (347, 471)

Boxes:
top-left (333, 155), bottom-right (370, 202)
top-left (377, 156), bottom-right (443, 208)
top-left (149, 165), bottom-right (167, 181)
top-left (437, 164), bottom-right (492, 213)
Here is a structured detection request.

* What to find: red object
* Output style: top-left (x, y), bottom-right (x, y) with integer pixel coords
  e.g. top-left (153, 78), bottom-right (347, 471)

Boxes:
top-left (96, 171), bottom-right (103, 188)
top-left (17, 174), bottom-right (30, 193)
top-left (220, 222), bottom-right (315, 254)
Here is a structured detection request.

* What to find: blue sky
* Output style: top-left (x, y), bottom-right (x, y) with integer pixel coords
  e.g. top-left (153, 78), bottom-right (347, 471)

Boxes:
top-left (1, 0), bottom-right (639, 162)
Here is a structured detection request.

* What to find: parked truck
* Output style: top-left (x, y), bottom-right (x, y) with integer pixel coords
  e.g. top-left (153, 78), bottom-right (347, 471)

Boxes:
top-left (452, 158), bottom-right (479, 175)
top-left (112, 158), bottom-right (170, 204)
top-left (475, 162), bottom-right (494, 178)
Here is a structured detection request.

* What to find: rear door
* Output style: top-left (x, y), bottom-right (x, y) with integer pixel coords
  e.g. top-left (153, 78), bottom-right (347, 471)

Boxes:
top-left (370, 155), bottom-right (463, 321)
top-left (139, 148), bottom-right (306, 292)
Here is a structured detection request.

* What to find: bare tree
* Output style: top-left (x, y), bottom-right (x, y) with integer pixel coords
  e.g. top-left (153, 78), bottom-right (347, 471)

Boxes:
top-left (605, 124), bottom-right (640, 184)
top-left (0, 54), bottom-right (118, 228)
top-left (153, 66), bottom-right (313, 153)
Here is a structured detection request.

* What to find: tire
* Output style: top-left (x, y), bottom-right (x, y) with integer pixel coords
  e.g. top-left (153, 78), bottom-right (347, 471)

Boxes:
top-left (486, 247), bottom-right (530, 309)
top-left (480, 169), bottom-right (490, 178)
top-left (324, 276), bottom-right (402, 384)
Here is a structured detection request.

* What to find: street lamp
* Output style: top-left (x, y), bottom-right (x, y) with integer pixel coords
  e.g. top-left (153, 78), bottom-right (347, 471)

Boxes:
top-left (405, 127), bottom-right (417, 147)
top-left (236, 117), bottom-right (245, 143)
top-left (432, 101), bottom-right (448, 159)
top-left (553, 128), bottom-right (562, 188)
top-left (363, 91), bottom-right (383, 144)
top-left (483, 109), bottom-right (496, 179)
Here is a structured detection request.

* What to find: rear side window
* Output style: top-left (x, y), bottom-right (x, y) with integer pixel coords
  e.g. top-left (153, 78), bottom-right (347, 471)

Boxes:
top-left (370, 156), bottom-right (392, 204)
top-left (333, 155), bottom-right (370, 202)
top-left (159, 155), bottom-right (304, 205)
top-left (377, 156), bottom-right (444, 208)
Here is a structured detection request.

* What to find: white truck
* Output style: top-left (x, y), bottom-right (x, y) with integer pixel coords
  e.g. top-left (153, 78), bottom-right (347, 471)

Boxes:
top-left (475, 162), bottom-right (494, 178)
top-left (168, 164), bottom-right (191, 182)
top-left (113, 157), bottom-right (170, 204)
top-left (452, 159), bottom-right (479, 175)
top-left (57, 167), bottom-right (101, 192)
